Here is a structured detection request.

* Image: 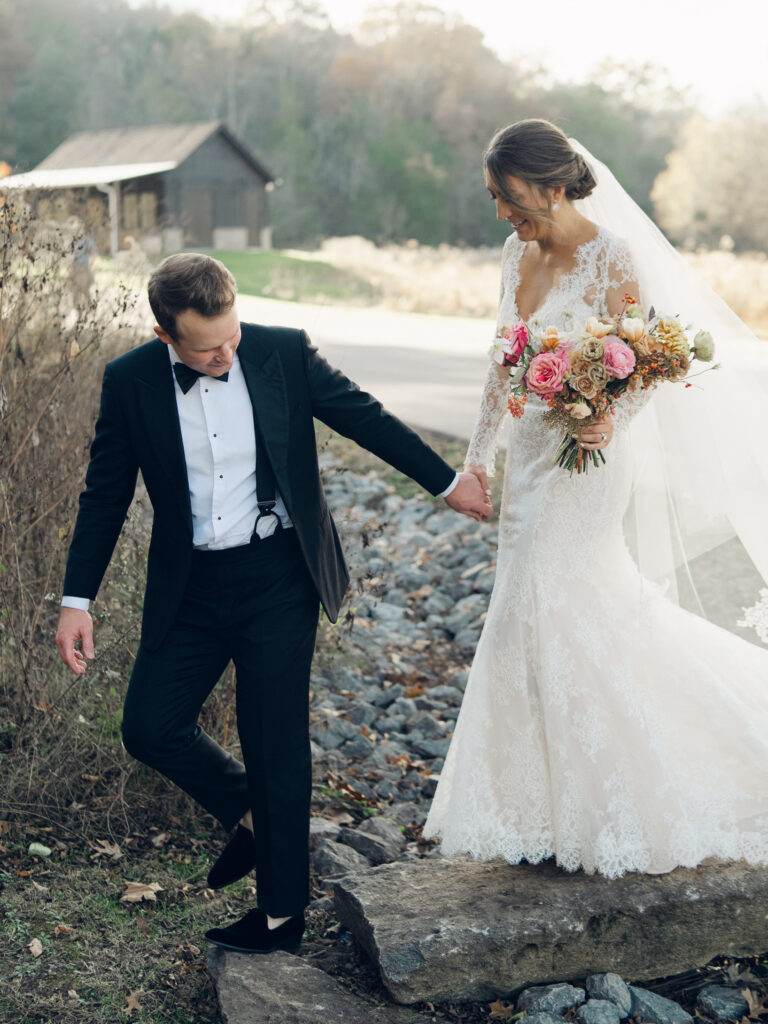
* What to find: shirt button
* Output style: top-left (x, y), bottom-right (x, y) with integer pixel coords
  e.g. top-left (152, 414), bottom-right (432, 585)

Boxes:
top-left (219, 474), bottom-right (223, 479)
top-left (217, 516), bottom-right (222, 521)
top-left (213, 433), bottom-right (217, 438)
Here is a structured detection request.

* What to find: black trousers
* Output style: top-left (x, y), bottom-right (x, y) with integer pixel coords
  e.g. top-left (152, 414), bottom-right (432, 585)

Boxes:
top-left (121, 528), bottom-right (319, 916)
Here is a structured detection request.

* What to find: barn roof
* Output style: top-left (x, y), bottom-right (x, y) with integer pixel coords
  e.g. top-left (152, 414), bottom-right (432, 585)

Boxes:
top-left (1, 121), bottom-right (274, 189)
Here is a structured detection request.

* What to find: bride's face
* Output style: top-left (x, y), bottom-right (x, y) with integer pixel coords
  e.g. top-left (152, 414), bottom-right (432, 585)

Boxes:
top-left (485, 171), bottom-right (552, 242)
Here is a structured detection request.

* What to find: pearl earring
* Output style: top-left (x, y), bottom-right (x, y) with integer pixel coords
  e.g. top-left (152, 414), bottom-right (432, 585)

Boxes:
top-left (553, 201), bottom-right (560, 212)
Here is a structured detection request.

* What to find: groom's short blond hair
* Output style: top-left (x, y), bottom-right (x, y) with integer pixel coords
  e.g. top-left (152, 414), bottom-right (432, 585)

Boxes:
top-left (148, 253), bottom-right (237, 340)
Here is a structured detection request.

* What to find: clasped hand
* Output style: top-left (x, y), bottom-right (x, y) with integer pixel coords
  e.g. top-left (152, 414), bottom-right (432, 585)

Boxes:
top-left (445, 471), bottom-right (493, 522)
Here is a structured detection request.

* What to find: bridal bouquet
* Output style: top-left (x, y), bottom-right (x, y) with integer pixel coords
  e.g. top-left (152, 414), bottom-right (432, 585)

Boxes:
top-left (492, 296), bottom-right (717, 474)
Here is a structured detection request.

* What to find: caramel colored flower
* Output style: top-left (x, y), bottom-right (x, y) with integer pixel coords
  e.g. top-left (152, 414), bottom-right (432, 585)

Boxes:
top-left (541, 326), bottom-right (561, 350)
top-left (585, 317), bottom-right (614, 339)
top-left (654, 317), bottom-right (689, 359)
top-left (564, 401), bottom-right (592, 419)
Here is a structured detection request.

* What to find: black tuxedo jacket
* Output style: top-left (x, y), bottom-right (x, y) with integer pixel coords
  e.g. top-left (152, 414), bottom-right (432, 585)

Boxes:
top-left (63, 324), bottom-right (456, 650)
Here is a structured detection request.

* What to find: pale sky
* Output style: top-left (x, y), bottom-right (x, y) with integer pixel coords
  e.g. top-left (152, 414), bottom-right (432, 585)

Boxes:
top-left (133, 0), bottom-right (768, 116)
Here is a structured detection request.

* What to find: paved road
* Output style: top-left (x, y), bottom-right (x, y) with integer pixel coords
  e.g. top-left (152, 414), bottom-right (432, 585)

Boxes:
top-left (237, 294), bottom-right (495, 440)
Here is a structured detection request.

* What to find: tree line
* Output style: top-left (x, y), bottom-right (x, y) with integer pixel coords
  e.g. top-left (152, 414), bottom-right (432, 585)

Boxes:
top-left (1, 0), bottom-right (765, 250)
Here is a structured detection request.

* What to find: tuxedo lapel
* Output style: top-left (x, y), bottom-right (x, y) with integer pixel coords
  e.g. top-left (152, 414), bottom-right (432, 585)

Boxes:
top-left (134, 341), bottom-right (192, 522)
top-left (238, 336), bottom-right (292, 510)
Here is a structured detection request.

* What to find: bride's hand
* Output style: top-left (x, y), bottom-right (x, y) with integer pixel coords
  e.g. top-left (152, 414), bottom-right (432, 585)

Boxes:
top-left (577, 415), bottom-right (614, 450)
top-left (465, 463), bottom-right (491, 500)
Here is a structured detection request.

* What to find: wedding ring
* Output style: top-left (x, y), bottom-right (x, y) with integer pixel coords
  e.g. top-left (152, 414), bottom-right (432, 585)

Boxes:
top-left (600, 432), bottom-right (607, 442)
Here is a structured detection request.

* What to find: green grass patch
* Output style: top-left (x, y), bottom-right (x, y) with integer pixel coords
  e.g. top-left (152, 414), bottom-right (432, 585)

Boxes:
top-left (206, 249), bottom-right (379, 306)
top-left (0, 832), bottom-right (243, 1023)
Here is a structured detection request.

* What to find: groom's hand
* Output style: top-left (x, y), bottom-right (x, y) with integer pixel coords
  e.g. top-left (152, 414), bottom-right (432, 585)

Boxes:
top-left (56, 607), bottom-right (95, 675)
top-left (444, 472), bottom-right (493, 521)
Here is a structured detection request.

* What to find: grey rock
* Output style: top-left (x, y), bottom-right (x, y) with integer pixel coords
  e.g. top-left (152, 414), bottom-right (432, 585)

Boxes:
top-left (403, 711), bottom-right (446, 739)
top-left (312, 838), bottom-right (370, 879)
top-left (342, 734), bottom-right (376, 758)
top-left (385, 589), bottom-right (409, 607)
top-left (428, 685), bottom-right (464, 704)
top-left (629, 987), bottom-right (693, 1024)
top-left (696, 986), bottom-right (750, 1021)
top-left (309, 816), bottom-right (341, 848)
top-left (423, 592), bottom-right (454, 615)
top-left (520, 1015), bottom-right (565, 1024)
top-left (333, 857), bottom-right (768, 1005)
top-left (310, 716), bottom-right (360, 750)
top-left (421, 774), bottom-right (440, 798)
top-left (409, 737), bottom-right (451, 758)
top-left (369, 683), bottom-right (405, 707)
top-left (388, 802), bottom-right (428, 827)
top-left (375, 714), bottom-right (407, 735)
top-left (358, 816), bottom-right (406, 849)
top-left (372, 602), bottom-right (407, 622)
top-left (389, 697), bottom-right (418, 717)
top-left (339, 827), bottom-right (401, 866)
top-left (344, 702), bottom-right (379, 726)
top-left (576, 999), bottom-right (623, 1024)
top-left (586, 974), bottom-right (632, 1016)
top-left (447, 669), bottom-right (469, 691)
top-left (518, 983), bottom-right (586, 1015)
top-left (453, 628), bottom-right (481, 650)
top-left (208, 948), bottom-right (436, 1024)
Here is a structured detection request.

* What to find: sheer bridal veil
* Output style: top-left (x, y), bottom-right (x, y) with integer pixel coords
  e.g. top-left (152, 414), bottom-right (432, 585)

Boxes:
top-left (569, 139), bottom-right (768, 636)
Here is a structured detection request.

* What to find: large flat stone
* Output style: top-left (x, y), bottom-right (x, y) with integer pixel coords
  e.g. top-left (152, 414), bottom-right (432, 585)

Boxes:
top-left (208, 947), bottom-right (434, 1024)
top-left (332, 857), bottom-right (768, 1005)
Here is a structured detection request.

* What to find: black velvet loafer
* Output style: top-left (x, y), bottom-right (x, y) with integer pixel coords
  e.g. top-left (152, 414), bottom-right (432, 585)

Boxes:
top-left (207, 825), bottom-right (257, 890)
top-left (205, 908), bottom-right (305, 953)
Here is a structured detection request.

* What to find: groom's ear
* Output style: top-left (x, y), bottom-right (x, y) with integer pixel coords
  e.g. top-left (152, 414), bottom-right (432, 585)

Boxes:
top-left (154, 325), bottom-right (173, 346)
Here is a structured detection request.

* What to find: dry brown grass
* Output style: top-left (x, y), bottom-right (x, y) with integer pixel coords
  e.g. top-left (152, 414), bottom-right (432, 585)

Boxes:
top-left (305, 236), bottom-right (768, 337)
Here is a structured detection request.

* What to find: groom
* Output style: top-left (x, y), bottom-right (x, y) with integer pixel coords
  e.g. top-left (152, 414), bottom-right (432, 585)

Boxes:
top-left (55, 253), bottom-right (490, 954)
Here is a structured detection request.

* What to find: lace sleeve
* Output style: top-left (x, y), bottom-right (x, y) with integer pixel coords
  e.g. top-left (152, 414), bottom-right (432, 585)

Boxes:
top-left (611, 383), bottom-right (656, 434)
top-left (464, 359), bottom-right (509, 476)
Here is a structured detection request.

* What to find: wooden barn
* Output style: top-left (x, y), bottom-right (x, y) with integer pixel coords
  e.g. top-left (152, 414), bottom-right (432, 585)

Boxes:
top-left (0, 122), bottom-right (275, 254)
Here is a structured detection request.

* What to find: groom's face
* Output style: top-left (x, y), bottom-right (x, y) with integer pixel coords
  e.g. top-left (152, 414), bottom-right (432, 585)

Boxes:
top-left (157, 306), bottom-right (241, 377)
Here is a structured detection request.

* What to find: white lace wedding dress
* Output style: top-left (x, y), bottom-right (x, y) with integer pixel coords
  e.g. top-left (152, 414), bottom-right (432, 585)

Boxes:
top-left (423, 227), bottom-right (768, 877)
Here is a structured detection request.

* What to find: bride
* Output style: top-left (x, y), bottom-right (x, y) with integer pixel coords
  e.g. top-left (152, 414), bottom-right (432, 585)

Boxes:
top-left (423, 119), bottom-right (768, 877)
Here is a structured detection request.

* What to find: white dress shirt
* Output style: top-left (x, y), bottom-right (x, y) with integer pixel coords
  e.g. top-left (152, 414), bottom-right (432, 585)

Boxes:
top-left (62, 347), bottom-right (458, 610)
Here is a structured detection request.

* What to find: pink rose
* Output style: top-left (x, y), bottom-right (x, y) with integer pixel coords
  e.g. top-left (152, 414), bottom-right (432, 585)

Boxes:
top-left (525, 350), bottom-right (570, 399)
top-left (500, 320), bottom-right (529, 366)
top-left (602, 338), bottom-right (636, 380)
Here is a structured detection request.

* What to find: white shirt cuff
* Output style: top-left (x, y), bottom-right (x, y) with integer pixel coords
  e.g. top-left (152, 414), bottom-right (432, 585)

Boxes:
top-left (438, 473), bottom-right (460, 498)
top-left (61, 596), bottom-right (91, 611)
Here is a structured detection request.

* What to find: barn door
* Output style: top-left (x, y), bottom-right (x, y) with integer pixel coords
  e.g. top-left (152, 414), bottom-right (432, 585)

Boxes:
top-left (181, 190), bottom-right (213, 247)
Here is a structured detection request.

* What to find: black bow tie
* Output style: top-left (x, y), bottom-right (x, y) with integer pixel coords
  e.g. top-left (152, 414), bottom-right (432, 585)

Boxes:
top-left (173, 362), bottom-right (229, 393)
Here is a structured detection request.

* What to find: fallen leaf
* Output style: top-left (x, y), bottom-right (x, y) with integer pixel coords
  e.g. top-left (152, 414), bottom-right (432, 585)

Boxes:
top-left (54, 925), bottom-right (73, 937)
top-left (150, 831), bottom-right (170, 848)
top-left (120, 881), bottom-right (162, 903)
top-left (122, 990), bottom-right (142, 1016)
top-left (68, 339), bottom-right (81, 363)
top-left (91, 838), bottom-right (123, 861)
top-left (28, 938), bottom-right (43, 958)
top-left (489, 998), bottom-right (518, 1020)
top-left (28, 842), bottom-right (52, 858)
top-left (67, 989), bottom-right (79, 1000)
top-left (31, 880), bottom-right (49, 892)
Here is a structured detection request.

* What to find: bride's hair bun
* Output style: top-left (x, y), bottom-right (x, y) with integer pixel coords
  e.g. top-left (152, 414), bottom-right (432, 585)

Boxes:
top-left (484, 118), bottom-right (597, 211)
top-left (566, 152), bottom-right (597, 200)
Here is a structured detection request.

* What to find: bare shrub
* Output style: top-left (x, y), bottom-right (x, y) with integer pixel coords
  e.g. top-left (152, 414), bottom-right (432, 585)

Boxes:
top-left (0, 196), bottom-right (205, 838)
